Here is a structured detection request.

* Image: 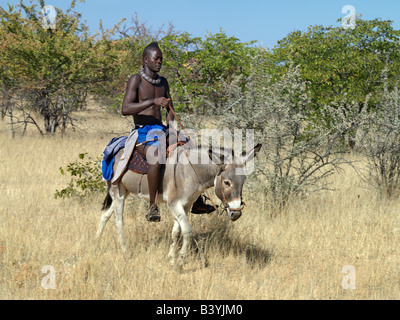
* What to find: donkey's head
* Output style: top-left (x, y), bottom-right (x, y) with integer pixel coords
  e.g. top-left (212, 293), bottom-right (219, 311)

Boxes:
top-left (210, 143), bottom-right (262, 221)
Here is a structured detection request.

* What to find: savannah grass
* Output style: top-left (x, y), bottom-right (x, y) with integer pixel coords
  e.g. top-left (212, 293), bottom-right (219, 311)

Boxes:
top-left (1, 107), bottom-right (400, 300)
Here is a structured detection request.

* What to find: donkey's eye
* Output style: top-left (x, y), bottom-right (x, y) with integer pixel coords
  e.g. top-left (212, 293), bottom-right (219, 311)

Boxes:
top-left (223, 180), bottom-right (231, 188)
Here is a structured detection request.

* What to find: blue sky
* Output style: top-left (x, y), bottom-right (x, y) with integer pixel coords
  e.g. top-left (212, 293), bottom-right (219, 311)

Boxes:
top-left (4, 0), bottom-right (400, 48)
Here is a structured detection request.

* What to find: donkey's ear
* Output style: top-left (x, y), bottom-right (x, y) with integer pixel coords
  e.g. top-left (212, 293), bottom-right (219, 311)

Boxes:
top-left (208, 148), bottom-right (223, 164)
top-left (209, 147), bottom-right (235, 165)
top-left (241, 143), bottom-right (262, 163)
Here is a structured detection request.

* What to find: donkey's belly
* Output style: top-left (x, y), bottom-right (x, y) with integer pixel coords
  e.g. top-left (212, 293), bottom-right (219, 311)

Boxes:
top-left (120, 169), bottom-right (142, 195)
top-left (120, 168), bottom-right (168, 203)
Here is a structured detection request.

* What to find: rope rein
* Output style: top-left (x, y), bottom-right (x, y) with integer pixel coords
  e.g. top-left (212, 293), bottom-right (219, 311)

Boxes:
top-left (166, 101), bottom-right (246, 214)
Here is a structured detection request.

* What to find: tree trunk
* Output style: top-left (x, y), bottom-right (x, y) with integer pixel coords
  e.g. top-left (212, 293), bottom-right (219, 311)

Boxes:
top-left (8, 107), bottom-right (15, 138)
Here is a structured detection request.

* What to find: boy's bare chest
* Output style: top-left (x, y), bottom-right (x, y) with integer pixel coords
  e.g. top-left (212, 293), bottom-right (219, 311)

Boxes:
top-left (138, 81), bottom-right (165, 102)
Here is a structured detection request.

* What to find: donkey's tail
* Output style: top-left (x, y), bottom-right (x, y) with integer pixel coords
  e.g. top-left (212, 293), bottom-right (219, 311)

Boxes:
top-left (101, 182), bottom-right (113, 211)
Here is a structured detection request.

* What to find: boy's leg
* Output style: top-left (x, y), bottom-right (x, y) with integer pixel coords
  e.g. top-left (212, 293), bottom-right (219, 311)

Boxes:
top-left (136, 144), bottom-right (163, 222)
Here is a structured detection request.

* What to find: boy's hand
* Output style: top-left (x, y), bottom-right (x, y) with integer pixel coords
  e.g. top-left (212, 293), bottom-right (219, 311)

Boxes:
top-left (153, 97), bottom-right (170, 108)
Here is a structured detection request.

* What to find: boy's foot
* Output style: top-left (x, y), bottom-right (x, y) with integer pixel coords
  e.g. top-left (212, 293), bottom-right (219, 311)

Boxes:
top-left (146, 204), bottom-right (161, 222)
top-left (191, 196), bottom-right (216, 214)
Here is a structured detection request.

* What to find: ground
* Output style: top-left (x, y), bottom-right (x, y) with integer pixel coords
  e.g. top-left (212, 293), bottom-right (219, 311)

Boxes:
top-left (1, 104), bottom-right (400, 299)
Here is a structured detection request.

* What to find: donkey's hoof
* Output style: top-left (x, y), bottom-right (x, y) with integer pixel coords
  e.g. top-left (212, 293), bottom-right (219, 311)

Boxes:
top-left (122, 250), bottom-right (133, 260)
top-left (177, 255), bottom-right (187, 268)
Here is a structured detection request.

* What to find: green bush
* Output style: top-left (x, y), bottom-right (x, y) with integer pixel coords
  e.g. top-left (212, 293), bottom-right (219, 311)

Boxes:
top-left (55, 152), bottom-right (105, 199)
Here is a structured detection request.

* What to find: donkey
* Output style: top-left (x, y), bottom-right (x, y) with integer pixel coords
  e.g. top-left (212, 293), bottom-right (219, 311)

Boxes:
top-left (95, 142), bottom-right (261, 267)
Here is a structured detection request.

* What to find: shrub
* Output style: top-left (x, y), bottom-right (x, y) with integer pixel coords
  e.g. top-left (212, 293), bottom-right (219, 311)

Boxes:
top-left (55, 153), bottom-right (105, 199)
top-left (204, 58), bottom-right (349, 211)
top-left (357, 79), bottom-right (400, 198)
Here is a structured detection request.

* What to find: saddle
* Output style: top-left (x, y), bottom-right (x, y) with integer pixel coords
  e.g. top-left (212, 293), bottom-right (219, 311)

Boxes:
top-left (128, 141), bottom-right (189, 174)
top-left (128, 149), bottom-right (150, 174)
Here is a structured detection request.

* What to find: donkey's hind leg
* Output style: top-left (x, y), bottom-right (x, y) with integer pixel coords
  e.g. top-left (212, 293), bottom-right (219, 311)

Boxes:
top-left (96, 186), bottom-right (117, 243)
top-left (96, 184), bottom-right (128, 253)
top-left (113, 188), bottom-right (128, 253)
top-left (96, 206), bottom-right (114, 241)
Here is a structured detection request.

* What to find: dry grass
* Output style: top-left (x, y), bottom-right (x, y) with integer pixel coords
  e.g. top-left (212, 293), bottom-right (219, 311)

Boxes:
top-left (1, 106), bottom-right (400, 300)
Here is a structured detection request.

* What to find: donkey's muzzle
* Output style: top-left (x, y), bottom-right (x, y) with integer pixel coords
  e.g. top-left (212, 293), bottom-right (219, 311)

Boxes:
top-left (227, 208), bottom-right (242, 221)
top-left (225, 200), bottom-right (245, 221)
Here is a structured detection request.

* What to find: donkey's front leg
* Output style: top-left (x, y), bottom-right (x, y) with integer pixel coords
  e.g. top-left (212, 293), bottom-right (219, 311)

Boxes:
top-left (169, 201), bottom-right (192, 267)
top-left (168, 220), bottom-right (181, 265)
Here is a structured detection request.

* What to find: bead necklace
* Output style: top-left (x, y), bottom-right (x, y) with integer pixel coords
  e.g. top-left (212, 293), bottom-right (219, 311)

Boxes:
top-left (140, 68), bottom-right (161, 85)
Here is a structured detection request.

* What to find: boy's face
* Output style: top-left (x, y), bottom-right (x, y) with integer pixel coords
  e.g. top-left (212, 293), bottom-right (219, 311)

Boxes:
top-left (144, 48), bottom-right (163, 73)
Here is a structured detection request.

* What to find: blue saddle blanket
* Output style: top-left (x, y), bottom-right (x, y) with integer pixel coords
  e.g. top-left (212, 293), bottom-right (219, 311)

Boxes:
top-left (102, 136), bottom-right (127, 181)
